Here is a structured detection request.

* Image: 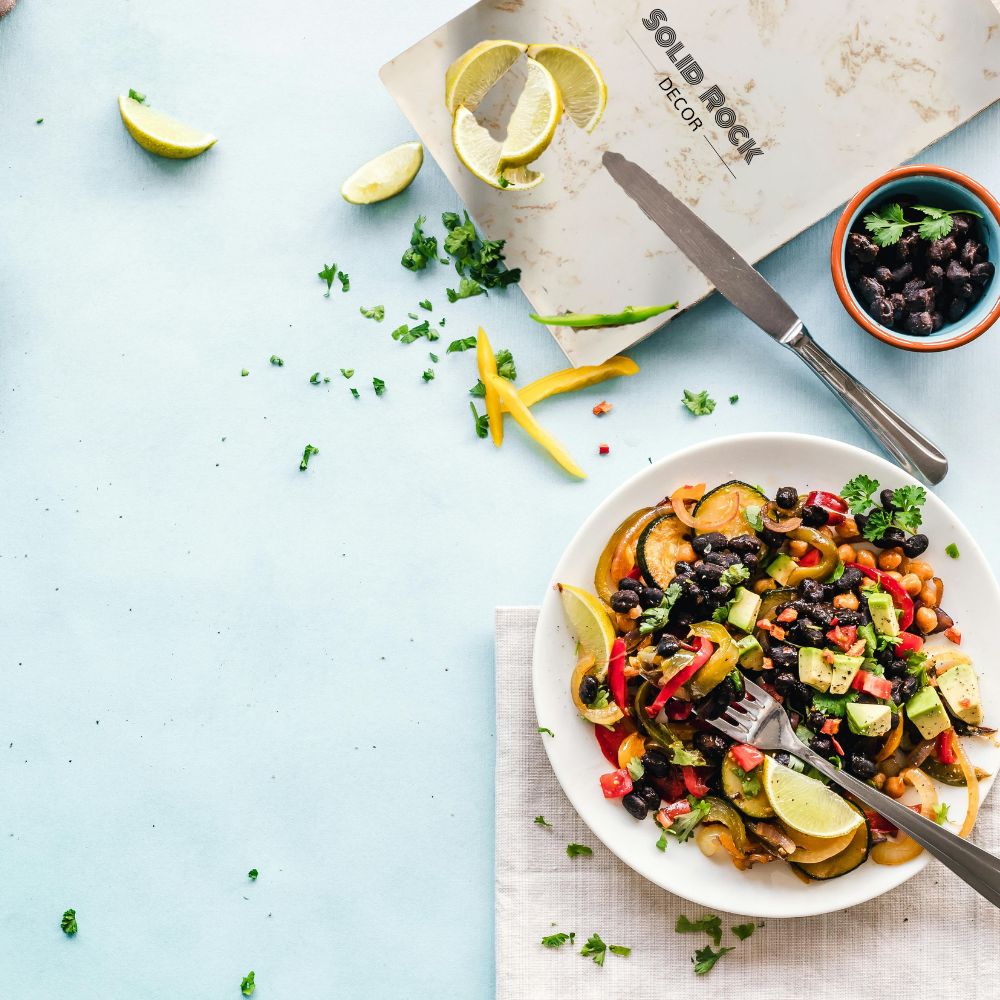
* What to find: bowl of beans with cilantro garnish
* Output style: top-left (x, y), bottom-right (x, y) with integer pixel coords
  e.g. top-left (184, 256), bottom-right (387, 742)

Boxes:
top-left (832, 165), bottom-right (1000, 352)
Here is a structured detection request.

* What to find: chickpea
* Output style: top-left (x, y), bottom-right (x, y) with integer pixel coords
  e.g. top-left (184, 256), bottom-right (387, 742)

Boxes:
top-left (916, 606), bottom-right (939, 634)
top-left (788, 539), bottom-right (809, 558)
top-left (855, 550), bottom-right (877, 569)
top-left (818, 526), bottom-right (835, 540)
top-left (878, 550), bottom-right (903, 571)
top-left (754, 578), bottom-right (777, 594)
top-left (919, 582), bottom-right (939, 608)
top-left (887, 571), bottom-right (903, 583)
top-left (873, 772), bottom-right (886, 790)
top-left (909, 560), bottom-right (933, 581)
top-left (833, 592), bottom-right (859, 610)
top-left (884, 775), bottom-right (905, 798)
top-left (677, 542), bottom-right (697, 563)
top-left (900, 573), bottom-right (922, 595)
top-left (837, 517), bottom-right (859, 539)
top-left (837, 543), bottom-right (857, 563)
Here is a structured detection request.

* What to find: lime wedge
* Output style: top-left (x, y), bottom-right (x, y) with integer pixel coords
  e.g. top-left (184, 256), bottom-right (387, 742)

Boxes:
top-left (525, 43), bottom-right (607, 133)
top-left (497, 57), bottom-right (562, 169)
top-left (118, 95), bottom-right (216, 159)
top-left (445, 39), bottom-right (527, 116)
top-left (452, 107), bottom-right (543, 190)
top-left (762, 756), bottom-right (865, 839)
top-left (558, 584), bottom-right (616, 677)
top-left (341, 141), bottom-right (423, 204)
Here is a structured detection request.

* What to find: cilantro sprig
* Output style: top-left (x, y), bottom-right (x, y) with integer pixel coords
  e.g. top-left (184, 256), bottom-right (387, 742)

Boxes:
top-left (863, 202), bottom-right (983, 247)
top-left (542, 931), bottom-right (574, 947)
top-left (676, 914), bottom-right (722, 946)
top-left (470, 402), bottom-right (489, 438)
top-left (693, 944), bottom-right (734, 975)
top-left (637, 582), bottom-right (682, 634)
top-left (442, 210), bottom-right (521, 293)
top-left (401, 216), bottom-right (439, 271)
top-left (659, 795), bottom-right (710, 843)
top-left (566, 843), bottom-right (592, 857)
top-left (841, 475), bottom-right (926, 539)
top-left (579, 932), bottom-right (630, 966)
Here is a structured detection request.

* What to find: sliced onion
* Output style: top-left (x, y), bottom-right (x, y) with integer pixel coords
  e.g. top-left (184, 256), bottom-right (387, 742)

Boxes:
top-left (761, 500), bottom-right (803, 533)
top-left (872, 768), bottom-right (938, 866)
top-left (901, 767), bottom-right (938, 818)
top-left (670, 489), bottom-right (739, 530)
top-left (671, 483), bottom-right (706, 502)
top-left (694, 822), bottom-right (728, 857)
top-left (905, 738), bottom-right (935, 770)
top-left (954, 733), bottom-right (980, 837)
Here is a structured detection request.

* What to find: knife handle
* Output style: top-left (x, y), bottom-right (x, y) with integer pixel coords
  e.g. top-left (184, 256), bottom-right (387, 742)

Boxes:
top-left (782, 323), bottom-right (948, 485)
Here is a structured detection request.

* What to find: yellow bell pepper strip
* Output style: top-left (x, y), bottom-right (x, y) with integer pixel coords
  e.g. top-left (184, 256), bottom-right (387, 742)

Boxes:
top-left (528, 303), bottom-right (678, 327)
top-left (500, 356), bottom-right (638, 412)
top-left (687, 621), bottom-right (739, 700)
top-left (475, 326), bottom-right (503, 447)
top-left (785, 527), bottom-right (838, 585)
top-left (488, 374), bottom-right (587, 479)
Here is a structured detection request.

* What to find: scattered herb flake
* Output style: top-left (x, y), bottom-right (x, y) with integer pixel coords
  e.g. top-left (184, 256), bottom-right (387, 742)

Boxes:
top-left (626, 757), bottom-right (645, 780)
top-left (537, 727), bottom-right (554, 737)
top-left (439, 318), bottom-right (446, 326)
top-left (419, 299), bottom-right (432, 311)
top-left (810, 689), bottom-right (859, 717)
top-left (448, 336), bottom-right (478, 354)
top-left (241, 369), bottom-right (249, 377)
top-left (579, 933), bottom-right (607, 966)
top-left (36, 117), bottom-right (43, 124)
top-left (663, 796), bottom-right (710, 843)
top-left (422, 368), bottom-right (435, 382)
top-left (638, 582), bottom-right (682, 634)
top-left (675, 914), bottom-right (722, 946)
top-left (442, 209), bottom-right (520, 290)
top-left (470, 380), bottom-right (486, 397)
top-left (731, 922), bottom-right (755, 940)
top-left (350, 388), bottom-right (360, 399)
top-left (337, 271), bottom-right (349, 292)
top-left (470, 402), bottom-right (489, 438)
top-left (360, 305), bottom-right (384, 322)
top-left (494, 348), bottom-right (516, 380)
top-left (299, 444), bottom-right (318, 470)
top-left (128, 89), bottom-right (146, 103)
top-left (566, 843), bottom-right (592, 857)
top-left (60, 909), bottom-right (77, 935)
top-left (609, 945), bottom-right (631, 957)
top-left (270, 355), bottom-right (283, 366)
top-left (729, 394), bottom-right (739, 403)
top-left (446, 276), bottom-right (484, 302)
top-left (408, 313), bottom-right (418, 320)
top-left (429, 352), bottom-right (439, 363)
top-left (534, 815), bottom-right (553, 826)
top-left (241, 971), bottom-right (256, 996)
top-left (655, 828), bottom-right (668, 851)
top-left (318, 263), bottom-right (337, 296)
top-left (946, 543), bottom-right (960, 558)
top-left (542, 932), bottom-right (574, 947)
top-left (341, 368), bottom-right (354, 378)
top-left (401, 215), bottom-right (439, 271)
top-left (372, 377), bottom-right (386, 396)
top-left (682, 389), bottom-right (716, 416)
top-left (309, 372), bottom-right (321, 384)
top-left (932, 802), bottom-right (951, 825)
top-left (693, 944), bottom-right (734, 975)
top-left (731, 763), bottom-right (760, 797)
top-left (744, 504), bottom-right (764, 532)
top-left (248, 869), bottom-right (258, 880)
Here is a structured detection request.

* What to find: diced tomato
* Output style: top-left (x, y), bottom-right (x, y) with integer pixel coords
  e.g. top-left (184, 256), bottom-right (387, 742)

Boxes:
top-left (599, 443), bottom-right (610, 455)
top-left (945, 626), bottom-right (962, 645)
top-left (827, 624), bottom-right (858, 652)
top-left (936, 729), bottom-right (957, 764)
top-left (657, 799), bottom-right (692, 828)
top-left (600, 768), bottom-right (633, 798)
top-left (759, 680), bottom-right (784, 703)
top-left (594, 721), bottom-right (629, 766)
top-left (730, 744), bottom-right (764, 771)
top-left (863, 673), bottom-right (892, 700)
top-left (845, 640), bottom-right (867, 658)
top-left (821, 718), bottom-right (840, 735)
top-left (775, 608), bottom-right (798, 623)
top-left (894, 632), bottom-right (923, 656)
top-left (665, 699), bottom-right (693, 720)
top-left (851, 669), bottom-right (869, 692)
top-left (682, 765), bottom-right (711, 798)
top-left (798, 547), bottom-right (821, 567)
top-left (652, 770), bottom-right (687, 801)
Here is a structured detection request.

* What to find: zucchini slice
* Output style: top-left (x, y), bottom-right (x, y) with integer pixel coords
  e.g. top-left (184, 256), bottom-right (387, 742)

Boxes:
top-left (791, 803), bottom-right (871, 879)
top-left (693, 480), bottom-right (769, 541)
top-left (721, 754), bottom-right (774, 818)
top-left (753, 587), bottom-right (797, 650)
top-left (637, 512), bottom-right (689, 589)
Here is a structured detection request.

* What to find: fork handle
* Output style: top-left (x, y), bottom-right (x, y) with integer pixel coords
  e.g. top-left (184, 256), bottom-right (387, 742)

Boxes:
top-left (794, 743), bottom-right (1000, 907)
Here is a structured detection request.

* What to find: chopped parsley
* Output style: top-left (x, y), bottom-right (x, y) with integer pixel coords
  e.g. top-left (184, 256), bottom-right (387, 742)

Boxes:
top-left (446, 276), bottom-right (484, 302)
top-left (542, 932), bottom-right (574, 947)
top-left (841, 474), bottom-right (880, 515)
top-left (241, 971), bottom-right (256, 996)
top-left (392, 320), bottom-right (438, 344)
top-left (419, 299), bottom-right (432, 311)
top-left (422, 368), bottom-right (435, 382)
top-left (309, 372), bottom-right (321, 384)
top-left (744, 504), bottom-right (764, 532)
top-left (731, 763), bottom-right (760, 796)
top-left (682, 389), bottom-right (716, 416)
top-left (318, 262), bottom-right (337, 296)
top-left (470, 401), bottom-right (489, 438)
top-left (248, 869), bottom-right (258, 880)
top-left (37, 118), bottom-right (44, 123)
top-left (655, 828), bottom-right (669, 851)
top-left (932, 802), bottom-right (951, 825)
top-left (429, 352), bottom-right (439, 363)
top-left (269, 355), bottom-right (283, 366)
top-left (241, 369), bottom-right (249, 377)
top-left (729, 394), bottom-right (739, 403)
top-left (675, 914), bottom-right (722, 946)
top-left (448, 336), bottom-right (478, 353)
top-left (337, 271), bottom-right (349, 292)
top-left (824, 560), bottom-right (846, 584)
top-left (907, 650), bottom-right (929, 688)
top-left (128, 89), bottom-right (147, 103)
top-left (662, 795), bottom-right (710, 843)
top-left (864, 202), bottom-right (983, 246)
top-left (401, 215), bottom-right (439, 271)
top-left (718, 563), bottom-right (749, 588)
top-left (408, 313), bottom-right (418, 320)
top-left (946, 543), bottom-right (960, 559)
top-left (810, 690), bottom-right (859, 717)
top-left (360, 305), bottom-right (384, 321)
top-left (469, 380), bottom-right (486, 397)
top-left (669, 743), bottom-right (706, 767)
top-left (693, 944), bottom-right (734, 975)
top-left (626, 757), bottom-right (645, 780)
top-left (637, 581), bottom-right (682, 634)
top-left (495, 348), bottom-right (516, 380)
top-left (587, 687), bottom-right (610, 710)
top-left (732, 922), bottom-right (760, 940)
top-left (372, 377), bottom-right (386, 396)
top-left (341, 368), bottom-right (354, 378)
top-left (610, 945), bottom-right (631, 957)
top-left (538, 727), bottom-right (554, 737)
top-left (534, 815), bottom-right (552, 826)
top-left (842, 475), bottom-right (926, 539)
top-left (60, 909), bottom-right (78, 935)
top-left (857, 623), bottom-right (877, 655)
top-left (299, 444), bottom-right (318, 470)
top-left (350, 388), bottom-right (360, 399)
top-left (580, 933), bottom-right (607, 966)
top-left (566, 843), bottom-right (592, 857)
top-left (439, 318), bottom-right (446, 326)
top-left (442, 209), bottom-right (521, 290)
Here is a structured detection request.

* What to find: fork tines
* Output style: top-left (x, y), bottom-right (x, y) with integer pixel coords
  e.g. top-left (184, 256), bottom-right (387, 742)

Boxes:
top-left (709, 675), bottom-right (772, 742)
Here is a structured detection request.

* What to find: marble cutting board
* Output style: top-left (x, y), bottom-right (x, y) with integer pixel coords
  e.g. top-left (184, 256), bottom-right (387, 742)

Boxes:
top-left (381, 1), bottom-right (1000, 367)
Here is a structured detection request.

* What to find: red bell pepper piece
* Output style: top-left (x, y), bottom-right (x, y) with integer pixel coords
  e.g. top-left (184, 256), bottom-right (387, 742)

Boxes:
top-left (730, 744), bottom-right (764, 771)
top-left (866, 810), bottom-right (898, 837)
top-left (626, 565), bottom-right (642, 581)
top-left (600, 768), bottom-right (633, 798)
top-left (657, 799), bottom-right (692, 827)
top-left (936, 729), bottom-right (957, 764)
top-left (848, 563), bottom-right (914, 631)
top-left (665, 699), bottom-right (693, 720)
top-left (646, 636), bottom-right (714, 717)
top-left (805, 490), bottom-right (847, 526)
top-left (652, 771), bottom-right (687, 801)
top-left (851, 669), bottom-right (869, 692)
top-left (682, 765), bottom-right (711, 798)
top-left (863, 673), bottom-right (892, 700)
top-left (607, 637), bottom-right (628, 716)
top-left (826, 624), bottom-right (858, 652)
top-left (831, 736), bottom-right (845, 756)
top-left (798, 547), bottom-right (821, 567)
top-left (894, 632), bottom-right (923, 656)
top-left (820, 718), bottom-right (840, 735)
top-left (594, 721), bottom-right (629, 766)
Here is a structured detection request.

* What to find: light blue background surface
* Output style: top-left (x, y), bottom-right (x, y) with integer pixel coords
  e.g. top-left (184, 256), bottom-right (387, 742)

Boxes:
top-left (2, 1), bottom-right (999, 996)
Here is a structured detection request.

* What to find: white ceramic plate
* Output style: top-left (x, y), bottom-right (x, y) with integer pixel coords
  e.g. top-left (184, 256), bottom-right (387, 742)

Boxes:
top-left (532, 432), bottom-right (999, 917)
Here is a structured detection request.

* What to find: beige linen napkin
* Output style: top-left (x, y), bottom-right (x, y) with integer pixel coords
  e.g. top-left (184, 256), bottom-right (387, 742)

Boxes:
top-left (495, 607), bottom-right (999, 1000)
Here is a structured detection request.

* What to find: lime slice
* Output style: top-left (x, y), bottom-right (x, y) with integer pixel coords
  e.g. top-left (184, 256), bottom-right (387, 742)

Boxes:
top-left (497, 57), bottom-right (562, 169)
top-left (341, 141), bottom-right (423, 204)
top-left (762, 756), bottom-right (865, 839)
top-left (118, 95), bottom-right (216, 159)
top-left (452, 107), bottom-right (543, 191)
top-left (445, 40), bottom-right (527, 116)
top-left (525, 43), bottom-right (607, 133)
top-left (558, 584), bottom-right (616, 677)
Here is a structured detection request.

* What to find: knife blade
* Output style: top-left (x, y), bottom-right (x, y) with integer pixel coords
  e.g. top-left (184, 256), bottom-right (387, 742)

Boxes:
top-left (602, 151), bottom-right (948, 485)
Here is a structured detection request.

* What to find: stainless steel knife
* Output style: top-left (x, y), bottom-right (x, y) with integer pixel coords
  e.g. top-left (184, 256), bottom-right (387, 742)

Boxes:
top-left (602, 151), bottom-right (948, 485)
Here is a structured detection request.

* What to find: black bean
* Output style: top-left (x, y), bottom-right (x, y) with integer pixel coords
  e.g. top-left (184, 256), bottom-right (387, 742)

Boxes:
top-left (635, 781), bottom-right (662, 810)
top-left (806, 605), bottom-right (837, 629)
top-left (693, 731), bottom-right (731, 763)
top-left (901, 533), bottom-right (928, 558)
top-left (874, 266), bottom-right (893, 286)
top-left (905, 287), bottom-right (935, 313)
top-left (971, 261), bottom-right (995, 284)
top-left (769, 645), bottom-right (799, 671)
top-left (704, 552), bottom-right (728, 566)
top-left (890, 677), bottom-right (904, 704)
top-left (678, 577), bottom-right (703, 602)
top-left (950, 215), bottom-right (971, 240)
top-left (578, 674), bottom-right (599, 704)
top-left (728, 534), bottom-right (761, 554)
top-left (959, 240), bottom-right (982, 269)
top-left (710, 584), bottom-right (732, 601)
top-left (639, 587), bottom-right (665, 610)
top-left (759, 527), bottom-right (788, 548)
top-left (798, 578), bottom-right (825, 603)
top-left (900, 675), bottom-right (919, 701)
top-left (673, 608), bottom-right (695, 627)
top-left (674, 561), bottom-right (695, 577)
top-left (848, 753), bottom-right (876, 780)
top-left (847, 232), bottom-right (879, 261)
top-left (872, 526), bottom-right (907, 549)
top-left (946, 258), bottom-right (971, 284)
top-left (895, 232), bottom-right (920, 261)
top-left (776, 486), bottom-right (798, 510)
top-left (801, 504), bottom-right (829, 527)
top-left (810, 734), bottom-right (835, 756)
top-left (610, 590), bottom-right (640, 612)
top-left (640, 749), bottom-right (672, 778)
top-left (931, 311), bottom-right (945, 332)
top-left (742, 553), bottom-right (759, 571)
top-left (904, 310), bottom-right (933, 335)
top-left (698, 532), bottom-right (729, 553)
top-left (833, 610), bottom-right (864, 628)
top-left (879, 488), bottom-right (899, 512)
top-left (806, 710), bottom-right (827, 732)
top-left (618, 577), bottom-right (642, 593)
top-left (786, 620), bottom-right (826, 647)
top-left (926, 235), bottom-right (957, 262)
top-left (773, 751), bottom-right (792, 767)
top-left (869, 296), bottom-right (895, 325)
top-left (622, 792), bottom-right (649, 820)
top-left (924, 264), bottom-right (944, 291)
top-left (968, 283), bottom-right (984, 305)
top-left (656, 636), bottom-right (681, 660)
top-left (949, 297), bottom-right (969, 321)
top-left (953, 281), bottom-right (974, 300)
top-left (902, 278), bottom-right (926, 297)
top-left (696, 562), bottom-right (724, 583)
top-left (774, 673), bottom-right (811, 705)
top-left (889, 292), bottom-right (906, 324)
top-left (690, 535), bottom-right (712, 557)
top-left (847, 258), bottom-right (863, 280)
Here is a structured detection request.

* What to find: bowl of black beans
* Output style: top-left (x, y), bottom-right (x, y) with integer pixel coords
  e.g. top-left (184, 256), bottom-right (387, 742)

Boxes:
top-left (832, 164), bottom-right (1000, 351)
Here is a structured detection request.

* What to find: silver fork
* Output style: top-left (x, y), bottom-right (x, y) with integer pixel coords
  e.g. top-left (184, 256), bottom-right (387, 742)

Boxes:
top-left (707, 676), bottom-right (1000, 906)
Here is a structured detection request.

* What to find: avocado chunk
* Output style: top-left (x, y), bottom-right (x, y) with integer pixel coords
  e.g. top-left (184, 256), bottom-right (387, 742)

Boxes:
top-left (798, 647), bottom-right (833, 692)
top-left (829, 654), bottom-right (864, 695)
top-left (735, 634), bottom-right (764, 671)
top-left (937, 664), bottom-right (982, 726)
top-left (906, 685), bottom-right (951, 740)
top-left (766, 553), bottom-right (797, 586)
top-left (727, 586), bottom-right (761, 633)
top-left (866, 591), bottom-right (899, 638)
top-left (846, 702), bottom-right (892, 737)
